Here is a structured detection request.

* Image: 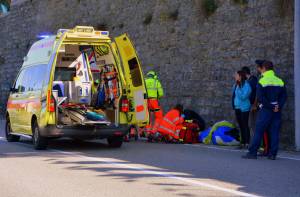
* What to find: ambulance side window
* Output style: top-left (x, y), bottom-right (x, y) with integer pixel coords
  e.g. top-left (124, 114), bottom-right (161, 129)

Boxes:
top-left (19, 65), bottom-right (47, 92)
top-left (128, 57), bottom-right (142, 87)
top-left (31, 64), bottom-right (47, 91)
top-left (22, 68), bottom-right (32, 92)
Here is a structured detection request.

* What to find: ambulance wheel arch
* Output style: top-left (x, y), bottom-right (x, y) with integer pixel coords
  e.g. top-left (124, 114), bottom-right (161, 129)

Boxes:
top-left (114, 34), bottom-right (149, 126)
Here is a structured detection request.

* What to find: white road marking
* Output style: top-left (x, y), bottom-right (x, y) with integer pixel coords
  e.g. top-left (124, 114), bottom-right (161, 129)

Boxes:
top-left (185, 144), bottom-right (300, 161)
top-left (1, 152), bottom-right (44, 155)
top-left (276, 156), bottom-right (300, 161)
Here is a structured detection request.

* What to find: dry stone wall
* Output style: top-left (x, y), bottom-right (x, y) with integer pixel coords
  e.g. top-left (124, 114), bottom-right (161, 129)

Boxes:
top-left (0, 0), bottom-right (295, 147)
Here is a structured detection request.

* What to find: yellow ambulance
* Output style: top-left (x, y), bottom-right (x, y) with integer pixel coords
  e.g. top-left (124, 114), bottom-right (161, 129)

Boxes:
top-left (6, 26), bottom-right (149, 149)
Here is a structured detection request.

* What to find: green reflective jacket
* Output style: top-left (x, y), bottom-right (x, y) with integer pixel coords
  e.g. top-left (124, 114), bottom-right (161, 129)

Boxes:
top-left (257, 70), bottom-right (287, 110)
top-left (145, 77), bottom-right (164, 99)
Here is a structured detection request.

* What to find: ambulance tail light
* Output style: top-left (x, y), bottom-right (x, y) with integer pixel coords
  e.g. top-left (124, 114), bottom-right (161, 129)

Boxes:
top-left (47, 90), bottom-right (55, 112)
top-left (121, 98), bottom-right (129, 113)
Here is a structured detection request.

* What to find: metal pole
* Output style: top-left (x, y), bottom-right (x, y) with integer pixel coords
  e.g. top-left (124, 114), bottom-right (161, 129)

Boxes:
top-left (295, 0), bottom-right (300, 151)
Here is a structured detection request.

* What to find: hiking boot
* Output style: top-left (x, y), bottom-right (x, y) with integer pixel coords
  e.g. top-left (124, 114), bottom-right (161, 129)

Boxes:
top-left (242, 154), bottom-right (257, 159)
top-left (268, 155), bottom-right (276, 160)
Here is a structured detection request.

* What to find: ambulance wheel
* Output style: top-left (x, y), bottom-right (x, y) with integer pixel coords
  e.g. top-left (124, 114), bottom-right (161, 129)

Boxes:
top-left (107, 137), bottom-right (123, 148)
top-left (5, 117), bottom-right (20, 142)
top-left (32, 120), bottom-right (48, 150)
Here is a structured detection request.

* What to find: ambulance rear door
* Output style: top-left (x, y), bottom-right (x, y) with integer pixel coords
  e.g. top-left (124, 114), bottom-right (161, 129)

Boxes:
top-left (113, 34), bottom-right (149, 126)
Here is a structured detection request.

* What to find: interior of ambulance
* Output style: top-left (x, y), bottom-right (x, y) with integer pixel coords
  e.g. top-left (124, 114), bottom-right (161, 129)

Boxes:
top-left (52, 44), bottom-right (121, 126)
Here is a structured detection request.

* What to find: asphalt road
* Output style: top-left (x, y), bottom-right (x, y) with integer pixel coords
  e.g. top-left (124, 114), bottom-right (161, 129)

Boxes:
top-left (0, 121), bottom-right (300, 197)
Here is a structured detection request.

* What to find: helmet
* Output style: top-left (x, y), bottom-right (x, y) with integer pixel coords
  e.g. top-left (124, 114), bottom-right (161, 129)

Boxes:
top-left (146, 70), bottom-right (158, 79)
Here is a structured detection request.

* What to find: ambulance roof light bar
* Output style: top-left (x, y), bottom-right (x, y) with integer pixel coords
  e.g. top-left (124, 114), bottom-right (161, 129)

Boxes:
top-left (74, 26), bottom-right (94, 33)
top-left (95, 31), bottom-right (109, 37)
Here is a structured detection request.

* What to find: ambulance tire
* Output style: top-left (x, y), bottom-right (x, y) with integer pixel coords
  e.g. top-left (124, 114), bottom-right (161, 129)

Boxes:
top-left (32, 120), bottom-right (48, 150)
top-left (107, 137), bottom-right (123, 148)
top-left (5, 117), bottom-right (20, 142)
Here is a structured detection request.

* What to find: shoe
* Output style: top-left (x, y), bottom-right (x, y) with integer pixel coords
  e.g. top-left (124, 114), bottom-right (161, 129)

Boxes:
top-left (268, 155), bottom-right (276, 160)
top-left (242, 154), bottom-right (257, 159)
top-left (237, 144), bottom-right (245, 149)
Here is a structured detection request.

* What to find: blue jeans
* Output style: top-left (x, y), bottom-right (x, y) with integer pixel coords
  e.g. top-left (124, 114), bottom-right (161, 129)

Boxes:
top-left (248, 108), bottom-right (281, 156)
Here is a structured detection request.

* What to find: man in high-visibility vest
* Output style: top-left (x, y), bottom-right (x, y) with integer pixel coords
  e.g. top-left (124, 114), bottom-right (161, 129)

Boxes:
top-left (243, 61), bottom-right (287, 160)
top-left (145, 70), bottom-right (164, 140)
top-left (157, 104), bottom-right (185, 142)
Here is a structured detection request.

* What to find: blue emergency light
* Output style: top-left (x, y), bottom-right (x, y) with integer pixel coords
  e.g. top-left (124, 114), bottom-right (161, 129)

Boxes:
top-left (101, 31), bottom-right (109, 35)
top-left (37, 32), bottom-right (53, 39)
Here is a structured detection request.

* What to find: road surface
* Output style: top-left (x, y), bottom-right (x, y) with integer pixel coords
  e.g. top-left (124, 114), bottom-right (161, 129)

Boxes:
top-left (0, 120), bottom-right (299, 197)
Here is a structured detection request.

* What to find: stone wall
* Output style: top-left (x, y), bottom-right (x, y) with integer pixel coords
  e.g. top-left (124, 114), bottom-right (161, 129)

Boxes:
top-left (0, 0), bottom-right (295, 147)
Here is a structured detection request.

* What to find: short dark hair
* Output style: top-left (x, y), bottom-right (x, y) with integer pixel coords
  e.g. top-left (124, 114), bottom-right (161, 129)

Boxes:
top-left (255, 60), bottom-right (265, 66)
top-left (241, 66), bottom-right (251, 75)
top-left (174, 104), bottom-right (183, 114)
top-left (257, 60), bottom-right (274, 71)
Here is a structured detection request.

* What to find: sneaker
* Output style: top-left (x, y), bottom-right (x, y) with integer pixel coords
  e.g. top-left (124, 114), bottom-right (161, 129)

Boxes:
top-left (242, 154), bottom-right (257, 159)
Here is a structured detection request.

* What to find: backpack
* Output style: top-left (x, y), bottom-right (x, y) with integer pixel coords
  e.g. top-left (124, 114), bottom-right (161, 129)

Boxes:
top-left (212, 126), bottom-right (240, 146)
top-left (198, 121), bottom-right (239, 145)
top-left (179, 122), bottom-right (199, 144)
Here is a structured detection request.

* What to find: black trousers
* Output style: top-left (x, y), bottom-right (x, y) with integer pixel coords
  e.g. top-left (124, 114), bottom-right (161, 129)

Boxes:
top-left (235, 109), bottom-right (250, 144)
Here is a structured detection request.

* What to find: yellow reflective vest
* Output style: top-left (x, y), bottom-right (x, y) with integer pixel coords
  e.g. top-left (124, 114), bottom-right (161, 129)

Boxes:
top-left (145, 77), bottom-right (164, 99)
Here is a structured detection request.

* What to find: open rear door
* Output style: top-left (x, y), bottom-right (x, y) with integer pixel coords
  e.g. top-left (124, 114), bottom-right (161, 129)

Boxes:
top-left (114, 34), bottom-right (149, 126)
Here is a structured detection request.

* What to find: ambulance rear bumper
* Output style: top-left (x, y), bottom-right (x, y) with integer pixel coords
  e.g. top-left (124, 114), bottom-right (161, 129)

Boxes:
top-left (39, 124), bottom-right (129, 139)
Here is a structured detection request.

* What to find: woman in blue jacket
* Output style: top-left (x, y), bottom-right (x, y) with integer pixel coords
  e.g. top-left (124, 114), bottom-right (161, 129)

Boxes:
top-left (232, 70), bottom-right (252, 149)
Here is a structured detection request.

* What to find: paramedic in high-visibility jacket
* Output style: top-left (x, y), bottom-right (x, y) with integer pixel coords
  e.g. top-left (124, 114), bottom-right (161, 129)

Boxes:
top-left (157, 104), bottom-right (185, 142)
top-left (145, 71), bottom-right (164, 137)
top-left (243, 61), bottom-right (287, 160)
